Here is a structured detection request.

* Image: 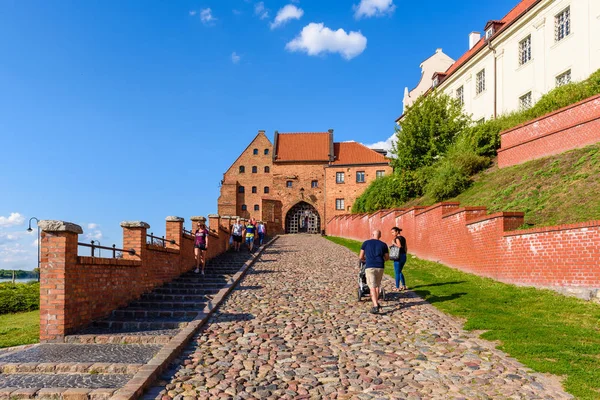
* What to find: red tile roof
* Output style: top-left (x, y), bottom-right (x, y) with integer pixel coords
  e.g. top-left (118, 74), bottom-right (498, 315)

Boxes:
top-left (275, 132), bottom-right (332, 162)
top-left (332, 142), bottom-right (389, 165)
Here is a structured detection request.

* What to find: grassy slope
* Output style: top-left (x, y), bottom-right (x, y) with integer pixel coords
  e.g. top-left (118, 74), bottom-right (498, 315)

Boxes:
top-left (0, 310), bottom-right (39, 349)
top-left (408, 143), bottom-right (600, 227)
top-left (326, 236), bottom-right (600, 400)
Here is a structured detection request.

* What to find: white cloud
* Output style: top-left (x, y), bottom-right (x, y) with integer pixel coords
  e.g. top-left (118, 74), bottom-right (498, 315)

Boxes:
top-left (285, 23), bottom-right (367, 60)
top-left (88, 223), bottom-right (98, 230)
top-left (0, 212), bottom-right (25, 228)
top-left (189, 10), bottom-right (197, 16)
top-left (200, 8), bottom-right (216, 25)
top-left (353, 0), bottom-right (396, 19)
top-left (84, 223), bottom-right (103, 242)
top-left (270, 5), bottom-right (304, 29)
top-left (233, 9), bottom-right (242, 15)
top-left (254, 2), bottom-right (269, 20)
top-left (231, 52), bottom-right (241, 64)
top-left (364, 133), bottom-right (396, 157)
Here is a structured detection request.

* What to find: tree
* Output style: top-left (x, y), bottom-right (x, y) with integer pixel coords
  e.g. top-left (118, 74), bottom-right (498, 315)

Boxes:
top-left (392, 91), bottom-right (469, 171)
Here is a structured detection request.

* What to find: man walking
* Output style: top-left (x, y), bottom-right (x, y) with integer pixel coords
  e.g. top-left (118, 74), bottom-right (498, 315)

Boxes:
top-left (359, 230), bottom-right (389, 314)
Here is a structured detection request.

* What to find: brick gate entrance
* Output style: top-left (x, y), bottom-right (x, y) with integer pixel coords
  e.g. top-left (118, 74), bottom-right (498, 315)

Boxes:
top-left (285, 202), bottom-right (321, 234)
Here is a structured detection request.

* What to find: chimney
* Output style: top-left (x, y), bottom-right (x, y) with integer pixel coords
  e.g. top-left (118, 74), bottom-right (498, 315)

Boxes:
top-left (469, 32), bottom-right (481, 49)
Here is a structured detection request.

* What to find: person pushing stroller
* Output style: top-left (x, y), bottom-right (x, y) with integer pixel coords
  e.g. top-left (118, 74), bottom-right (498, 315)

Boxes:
top-left (359, 230), bottom-right (389, 314)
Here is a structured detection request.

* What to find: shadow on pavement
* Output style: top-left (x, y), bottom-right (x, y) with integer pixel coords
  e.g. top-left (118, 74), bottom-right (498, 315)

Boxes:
top-left (214, 312), bottom-right (256, 323)
top-left (234, 285), bottom-right (264, 291)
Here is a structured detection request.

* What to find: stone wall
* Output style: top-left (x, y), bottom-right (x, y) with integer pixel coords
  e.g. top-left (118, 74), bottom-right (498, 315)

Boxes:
top-left (327, 203), bottom-right (600, 297)
top-left (498, 94), bottom-right (600, 168)
top-left (39, 215), bottom-right (232, 342)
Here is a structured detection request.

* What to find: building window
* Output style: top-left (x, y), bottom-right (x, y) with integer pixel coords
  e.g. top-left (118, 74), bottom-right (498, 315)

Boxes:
top-left (241, 204), bottom-right (247, 211)
top-left (485, 28), bottom-right (494, 40)
top-left (432, 77), bottom-right (439, 88)
top-left (376, 170), bottom-right (385, 179)
top-left (252, 166), bottom-right (257, 173)
top-left (264, 149), bottom-right (269, 155)
top-left (254, 204), bottom-right (259, 211)
top-left (286, 181), bottom-right (293, 188)
top-left (456, 86), bottom-right (464, 106)
top-left (239, 166), bottom-right (245, 173)
top-left (264, 166), bottom-right (270, 173)
top-left (556, 70), bottom-right (572, 87)
top-left (519, 92), bottom-right (532, 110)
top-left (555, 7), bottom-right (570, 42)
top-left (264, 186), bottom-right (269, 194)
top-left (335, 199), bottom-right (345, 210)
top-left (311, 180), bottom-right (318, 188)
top-left (336, 172), bottom-right (345, 184)
top-left (238, 186), bottom-right (245, 193)
top-left (356, 171), bottom-right (365, 183)
top-left (252, 186), bottom-right (257, 194)
top-left (476, 69), bottom-right (486, 95)
top-left (253, 148), bottom-right (258, 155)
top-left (519, 35), bottom-right (531, 66)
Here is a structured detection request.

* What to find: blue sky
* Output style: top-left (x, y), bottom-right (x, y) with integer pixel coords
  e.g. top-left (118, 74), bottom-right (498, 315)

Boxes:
top-left (0, 0), bottom-right (518, 270)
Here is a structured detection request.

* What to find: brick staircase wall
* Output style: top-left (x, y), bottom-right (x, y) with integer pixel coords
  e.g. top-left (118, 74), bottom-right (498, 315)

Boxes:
top-left (39, 215), bottom-right (233, 342)
top-left (498, 94), bottom-right (600, 168)
top-left (327, 203), bottom-right (600, 290)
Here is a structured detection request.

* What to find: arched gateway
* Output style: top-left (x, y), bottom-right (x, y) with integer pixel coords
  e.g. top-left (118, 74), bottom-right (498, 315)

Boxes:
top-left (285, 202), bottom-right (321, 234)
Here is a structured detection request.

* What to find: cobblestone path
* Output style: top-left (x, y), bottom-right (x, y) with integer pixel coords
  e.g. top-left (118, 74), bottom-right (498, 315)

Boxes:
top-left (153, 235), bottom-right (571, 400)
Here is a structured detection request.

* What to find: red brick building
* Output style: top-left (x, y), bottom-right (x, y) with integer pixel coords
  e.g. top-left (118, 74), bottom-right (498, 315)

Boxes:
top-left (217, 130), bottom-right (392, 234)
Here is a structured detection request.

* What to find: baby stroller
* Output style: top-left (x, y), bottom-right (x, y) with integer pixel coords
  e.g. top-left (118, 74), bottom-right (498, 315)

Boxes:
top-left (357, 260), bottom-right (386, 302)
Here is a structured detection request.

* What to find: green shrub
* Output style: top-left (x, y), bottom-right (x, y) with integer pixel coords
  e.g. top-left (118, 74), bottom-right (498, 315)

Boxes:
top-left (425, 160), bottom-right (471, 201)
top-left (0, 282), bottom-right (40, 315)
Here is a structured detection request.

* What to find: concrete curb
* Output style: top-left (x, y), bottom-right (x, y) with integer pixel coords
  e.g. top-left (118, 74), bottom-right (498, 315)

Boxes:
top-left (110, 236), bottom-right (279, 400)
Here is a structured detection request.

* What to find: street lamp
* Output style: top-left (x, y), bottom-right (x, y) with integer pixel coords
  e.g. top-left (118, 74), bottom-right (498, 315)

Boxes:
top-left (27, 217), bottom-right (40, 282)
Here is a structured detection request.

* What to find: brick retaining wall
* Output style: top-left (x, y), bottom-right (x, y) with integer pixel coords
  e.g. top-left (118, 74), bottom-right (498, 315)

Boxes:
top-left (327, 203), bottom-right (600, 291)
top-left (498, 94), bottom-right (600, 168)
top-left (39, 216), bottom-right (231, 342)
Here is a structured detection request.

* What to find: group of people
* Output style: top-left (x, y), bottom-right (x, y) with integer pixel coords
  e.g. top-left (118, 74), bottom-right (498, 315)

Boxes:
top-left (359, 227), bottom-right (407, 314)
top-left (230, 217), bottom-right (266, 252)
top-left (191, 217), bottom-right (267, 276)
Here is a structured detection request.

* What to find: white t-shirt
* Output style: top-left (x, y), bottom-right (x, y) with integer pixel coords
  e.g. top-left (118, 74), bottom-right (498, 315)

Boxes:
top-left (232, 223), bottom-right (243, 236)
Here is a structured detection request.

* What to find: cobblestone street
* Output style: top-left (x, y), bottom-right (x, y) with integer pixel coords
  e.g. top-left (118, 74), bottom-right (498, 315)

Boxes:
top-left (153, 235), bottom-right (571, 400)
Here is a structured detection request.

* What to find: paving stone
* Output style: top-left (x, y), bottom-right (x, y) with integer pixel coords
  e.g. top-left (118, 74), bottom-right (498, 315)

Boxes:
top-left (0, 374), bottom-right (131, 389)
top-left (0, 344), bottom-right (161, 364)
top-left (155, 236), bottom-right (573, 400)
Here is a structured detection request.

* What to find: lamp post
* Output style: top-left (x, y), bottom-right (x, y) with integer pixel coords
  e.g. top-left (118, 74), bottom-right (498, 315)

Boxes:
top-left (27, 217), bottom-right (40, 282)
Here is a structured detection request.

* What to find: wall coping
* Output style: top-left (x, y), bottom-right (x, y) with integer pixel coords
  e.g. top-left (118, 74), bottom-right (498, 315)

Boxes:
top-left (208, 214), bottom-right (220, 218)
top-left (415, 202), bottom-right (461, 217)
top-left (504, 220), bottom-right (600, 237)
top-left (442, 206), bottom-right (488, 219)
top-left (77, 257), bottom-right (142, 267)
top-left (120, 221), bottom-right (150, 229)
top-left (39, 220), bottom-right (83, 234)
top-left (146, 245), bottom-right (179, 254)
top-left (381, 208), bottom-right (406, 218)
top-left (499, 93), bottom-right (600, 136)
top-left (395, 206), bottom-right (428, 218)
top-left (466, 212), bottom-right (524, 226)
top-left (190, 216), bottom-right (207, 222)
top-left (166, 216), bottom-right (184, 222)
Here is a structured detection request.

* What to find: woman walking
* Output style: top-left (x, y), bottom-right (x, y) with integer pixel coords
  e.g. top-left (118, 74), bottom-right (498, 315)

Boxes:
top-left (231, 218), bottom-right (244, 252)
top-left (194, 219), bottom-right (209, 275)
top-left (390, 227), bottom-right (408, 290)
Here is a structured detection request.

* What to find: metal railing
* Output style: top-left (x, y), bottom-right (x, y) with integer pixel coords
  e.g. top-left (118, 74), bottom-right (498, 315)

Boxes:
top-left (79, 240), bottom-right (135, 258)
top-left (146, 232), bottom-right (176, 247)
top-left (183, 228), bottom-right (193, 236)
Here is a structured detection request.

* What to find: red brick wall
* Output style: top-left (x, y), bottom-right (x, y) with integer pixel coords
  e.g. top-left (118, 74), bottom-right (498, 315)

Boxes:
top-left (498, 94), bottom-right (600, 168)
top-left (327, 203), bottom-right (600, 289)
top-left (39, 216), bottom-right (229, 342)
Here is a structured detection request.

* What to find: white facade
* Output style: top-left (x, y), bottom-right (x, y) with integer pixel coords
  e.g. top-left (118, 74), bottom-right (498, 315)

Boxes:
top-left (403, 0), bottom-right (600, 123)
top-left (402, 49), bottom-right (455, 113)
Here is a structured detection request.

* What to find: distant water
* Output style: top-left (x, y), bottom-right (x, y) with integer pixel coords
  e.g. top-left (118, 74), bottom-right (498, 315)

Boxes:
top-left (0, 278), bottom-right (37, 283)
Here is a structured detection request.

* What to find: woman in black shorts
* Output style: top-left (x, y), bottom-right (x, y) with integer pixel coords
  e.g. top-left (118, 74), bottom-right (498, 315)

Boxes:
top-left (194, 219), bottom-right (209, 274)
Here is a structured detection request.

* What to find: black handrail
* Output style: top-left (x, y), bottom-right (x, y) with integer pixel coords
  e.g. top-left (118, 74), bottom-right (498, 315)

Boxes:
top-left (146, 232), bottom-right (176, 247)
top-left (183, 228), bottom-right (193, 236)
top-left (79, 240), bottom-right (135, 258)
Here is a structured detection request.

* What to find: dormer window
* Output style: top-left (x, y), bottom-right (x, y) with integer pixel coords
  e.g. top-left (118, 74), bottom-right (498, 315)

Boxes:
top-left (432, 77), bottom-right (439, 88)
top-left (485, 28), bottom-right (494, 39)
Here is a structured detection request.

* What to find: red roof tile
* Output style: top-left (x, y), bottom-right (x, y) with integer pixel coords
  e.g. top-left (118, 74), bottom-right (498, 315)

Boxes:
top-left (332, 142), bottom-right (389, 165)
top-left (275, 132), bottom-right (332, 162)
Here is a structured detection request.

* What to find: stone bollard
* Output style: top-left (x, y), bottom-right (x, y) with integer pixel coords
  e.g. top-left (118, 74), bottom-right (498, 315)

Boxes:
top-left (38, 220), bottom-right (83, 342)
top-left (120, 221), bottom-right (150, 261)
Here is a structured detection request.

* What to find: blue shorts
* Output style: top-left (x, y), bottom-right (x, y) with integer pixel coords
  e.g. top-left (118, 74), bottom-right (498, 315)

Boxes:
top-left (245, 237), bottom-right (254, 244)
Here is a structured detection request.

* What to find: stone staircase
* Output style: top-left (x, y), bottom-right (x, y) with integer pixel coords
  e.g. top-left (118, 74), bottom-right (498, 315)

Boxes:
top-left (0, 249), bottom-right (256, 399)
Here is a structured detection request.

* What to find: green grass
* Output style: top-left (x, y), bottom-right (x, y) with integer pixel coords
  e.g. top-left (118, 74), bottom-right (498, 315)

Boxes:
top-left (326, 236), bottom-right (600, 400)
top-left (0, 310), bottom-right (39, 349)
top-left (409, 143), bottom-right (600, 228)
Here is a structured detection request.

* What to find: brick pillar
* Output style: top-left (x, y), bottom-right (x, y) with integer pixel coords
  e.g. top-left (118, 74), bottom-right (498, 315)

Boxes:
top-left (208, 214), bottom-right (221, 236)
top-left (120, 221), bottom-right (149, 261)
top-left (190, 216), bottom-right (206, 234)
top-left (38, 220), bottom-right (83, 343)
top-left (165, 216), bottom-right (184, 250)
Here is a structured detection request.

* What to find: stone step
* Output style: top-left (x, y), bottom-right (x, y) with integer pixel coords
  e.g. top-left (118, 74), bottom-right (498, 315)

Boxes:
top-left (140, 293), bottom-right (208, 302)
top-left (129, 300), bottom-right (206, 309)
top-left (152, 287), bottom-right (220, 295)
top-left (92, 319), bottom-right (189, 331)
top-left (111, 309), bottom-right (198, 319)
top-left (64, 333), bottom-right (175, 345)
top-left (0, 382), bottom-right (124, 398)
top-left (162, 281), bottom-right (221, 289)
top-left (172, 276), bottom-right (231, 285)
top-left (0, 362), bottom-right (142, 375)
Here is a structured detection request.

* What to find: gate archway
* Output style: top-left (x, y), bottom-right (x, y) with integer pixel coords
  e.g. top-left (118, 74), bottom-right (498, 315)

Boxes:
top-left (285, 202), bottom-right (321, 234)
